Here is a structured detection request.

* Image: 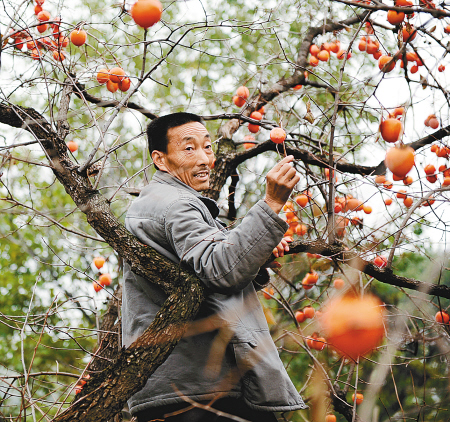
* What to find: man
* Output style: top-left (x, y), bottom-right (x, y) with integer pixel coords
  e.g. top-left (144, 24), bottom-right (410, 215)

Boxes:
top-left (122, 112), bottom-right (306, 421)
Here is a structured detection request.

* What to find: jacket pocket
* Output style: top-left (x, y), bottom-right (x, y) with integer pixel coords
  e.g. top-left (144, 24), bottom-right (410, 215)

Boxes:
top-left (232, 334), bottom-right (304, 408)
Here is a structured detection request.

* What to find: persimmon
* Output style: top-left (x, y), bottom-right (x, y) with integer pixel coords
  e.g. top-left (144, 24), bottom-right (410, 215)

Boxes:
top-left (233, 96), bottom-right (246, 107)
top-left (118, 77), bottom-right (131, 92)
top-left (97, 69), bottom-right (110, 84)
top-left (309, 44), bottom-right (320, 56)
top-left (37, 23), bottom-right (48, 33)
top-left (329, 41), bottom-right (339, 53)
top-left (426, 175), bottom-right (437, 183)
top-left (34, 4), bottom-right (43, 14)
top-left (333, 278), bottom-right (345, 289)
top-left (396, 0), bottom-right (413, 5)
top-left (373, 50), bottom-right (382, 60)
top-left (52, 50), bottom-right (65, 61)
top-left (435, 310), bottom-right (450, 323)
top-left (309, 55), bottom-right (319, 67)
top-left (262, 287), bottom-right (274, 300)
top-left (438, 64), bottom-right (445, 72)
top-left (325, 415), bottom-right (337, 422)
top-left (352, 393), bottom-right (364, 405)
top-left (93, 256), bottom-right (105, 269)
top-left (403, 176), bottom-right (413, 185)
top-left (429, 117), bottom-right (439, 129)
top-left (424, 164), bottom-right (435, 175)
top-left (236, 86), bottom-right (250, 99)
top-left (295, 311), bottom-right (306, 323)
top-left (58, 35), bottom-right (69, 47)
top-left (256, 106), bottom-right (265, 114)
top-left (378, 55), bottom-right (396, 72)
top-left (335, 216), bottom-right (349, 237)
top-left (396, 189), bottom-right (407, 199)
top-left (384, 198), bottom-right (393, 205)
top-left (313, 337), bottom-right (326, 351)
top-left (304, 306), bottom-right (315, 319)
top-left (99, 273), bottom-right (112, 286)
top-left (387, 10), bottom-right (405, 25)
top-left (363, 205), bottom-right (372, 214)
top-left (270, 127), bottom-right (286, 144)
top-left (375, 175), bottom-right (386, 184)
top-left (295, 194), bottom-right (309, 207)
top-left (445, 24), bottom-right (450, 34)
top-left (374, 255), bottom-right (387, 268)
top-left (385, 145), bottom-right (415, 178)
top-left (37, 10), bottom-right (51, 21)
top-left (383, 180), bottom-right (393, 189)
top-left (109, 67), bottom-right (126, 83)
top-left (284, 227), bottom-right (294, 238)
top-left (106, 80), bottom-right (119, 93)
top-left (402, 25), bottom-right (417, 42)
top-left (344, 198), bottom-right (363, 212)
top-left (403, 197), bottom-right (413, 207)
top-left (293, 84), bottom-right (302, 91)
top-left (70, 29), bottom-right (87, 46)
top-left (337, 50), bottom-right (351, 60)
top-left (248, 123), bottom-right (260, 134)
top-left (443, 177), bottom-right (450, 186)
top-left (410, 65), bottom-right (418, 74)
top-left (243, 143), bottom-right (254, 150)
top-left (380, 117), bottom-right (403, 143)
top-left (283, 201), bottom-right (294, 212)
top-left (93, 281), bottom-right (103, 292)
top-left (334, 203), bottom-right (342, 213)
top-left (321, 294), bottom-right (385, 360)
top-left (392, 107), bottom-right (405, 117)
top-left (317, 50), bottom-right (330, 62)
top-left (358, 38), bottom-right (366, 52)
top-left (130, 0), bottom-right (163, 28)
top-left (30, 49), bottom-right (41, 60)
top-left (67, 141), bottom-right (78, 152)
top-left (250, 111), bottom-right (262, 121)
top-left (296, 224), bottom-right (307, 236)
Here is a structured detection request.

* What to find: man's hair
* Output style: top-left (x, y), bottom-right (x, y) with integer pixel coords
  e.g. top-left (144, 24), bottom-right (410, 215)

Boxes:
top-left (147, 112), bottom-right (205, 155)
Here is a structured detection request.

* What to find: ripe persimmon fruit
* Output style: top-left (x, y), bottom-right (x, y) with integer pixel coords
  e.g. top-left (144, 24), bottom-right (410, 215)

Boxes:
top-left (333, 278), bottom-right (345, 289)
top-left (99, 273), bottom-right (112, 286)
top-left (248, 123), bottom-right (260, 134)
top-left (309, 56), bottom-right (319, 66)
top-left (70, 29), bottom-right (87, 46)
top-left (374, 255), bottom-right (387, 268)
top-left (304, 306), bottom-right (315, 319)
top-left (295, 311), bottom-right (306, 323)
top-left (378, 55), bottom-right (396, 72)
top-left (97, 69), bottom-right (110, 84)
top-left (320, 294), bottom-right (385, 360)
top-left (67, 141), bottom-right (78, 152)
top-left (270, 127), bottom-right (286, 144)
top-left (107, 80), bottom-right (119, 93)
top-left (352, 393), bottom-right (364, 405)
top-left (385, 145), bottom-right (415, 178)
top-left (250, 111), bottom-right (262, 121)
top-left (37, 23), bottom-right (48, 33)
top-left (93, 281), bottom-right (103, 292)
top-left (435, 310), bottom-right (450, 323)
top-left (118, 77), bottom-right (131, 92)
top-left (295, 194), bottom-right (309, 207)
top-left (233, 96), bottom-right (246, 107)
top-left (309, 44), bottom-right (320, 56)
top-left (236, 86), bottom-right (250, 99)
top-left (262, 287), bottom-right (274, 300)
top-left (403, 197), bottom-right (413, 207)
top-left (384, 198), bottom-right (393, 205)
top-left (317, 50), bottom-right (330, 62)
top-left (131, 0), bottom-right (163, 28)
top-left (387, 10), bottom-right (405, 25)
top-left (93, 256), bottom-right (105, 269)
top-left (109, 67), bottom-right (126, 83)
top-left (37, 10), bottom-right (51, 21)
top-left (380, 117), bottom-right (403, 143)
top-left (325, 415), bottom-right (337, 422)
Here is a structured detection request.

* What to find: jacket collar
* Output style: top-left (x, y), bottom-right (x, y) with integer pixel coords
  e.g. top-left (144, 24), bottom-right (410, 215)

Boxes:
top-left (152, 170), bottom-right (220, 219)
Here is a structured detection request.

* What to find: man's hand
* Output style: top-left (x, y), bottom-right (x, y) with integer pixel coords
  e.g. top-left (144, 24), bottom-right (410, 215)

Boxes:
top-left (272, 237), bottom-right (291, 258)
top-left (264, 155), bottom-right (300, 214)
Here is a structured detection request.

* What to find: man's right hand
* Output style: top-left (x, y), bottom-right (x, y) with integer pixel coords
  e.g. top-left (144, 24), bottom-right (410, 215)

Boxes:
top-left (264, 155), bottom-right (300, 214)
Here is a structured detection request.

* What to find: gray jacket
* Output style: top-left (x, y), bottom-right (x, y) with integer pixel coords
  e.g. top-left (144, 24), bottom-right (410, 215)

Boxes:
top-left (122, 170), bottom-right (306, 415)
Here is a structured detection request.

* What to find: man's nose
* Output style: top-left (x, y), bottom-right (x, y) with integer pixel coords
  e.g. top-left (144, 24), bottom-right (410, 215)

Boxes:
top-left (196, 148), bottom-right (210, 165)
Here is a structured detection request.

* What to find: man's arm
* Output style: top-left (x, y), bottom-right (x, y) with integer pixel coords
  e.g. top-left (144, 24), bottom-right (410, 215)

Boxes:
top-left (166, 156), bottom-right (300, 295)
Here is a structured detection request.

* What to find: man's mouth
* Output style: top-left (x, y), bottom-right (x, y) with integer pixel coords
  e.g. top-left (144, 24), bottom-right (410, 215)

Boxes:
top-left (194, 170), bottom-right (209, 179)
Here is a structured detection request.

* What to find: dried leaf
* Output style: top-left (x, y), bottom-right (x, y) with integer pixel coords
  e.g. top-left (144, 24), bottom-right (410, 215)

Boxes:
top-left (305, 111), bottom-right (315, 124)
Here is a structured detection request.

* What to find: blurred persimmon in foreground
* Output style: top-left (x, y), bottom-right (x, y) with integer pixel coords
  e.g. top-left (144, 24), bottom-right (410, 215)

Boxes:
top-left (319, 294), bottom-right (385, 360)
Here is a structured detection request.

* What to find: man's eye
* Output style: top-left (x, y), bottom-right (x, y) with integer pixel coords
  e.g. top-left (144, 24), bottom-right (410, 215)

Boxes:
top-left (205, 145), bottom-right (212, 150)
top-left (185, 147), bottom-right (193, 151)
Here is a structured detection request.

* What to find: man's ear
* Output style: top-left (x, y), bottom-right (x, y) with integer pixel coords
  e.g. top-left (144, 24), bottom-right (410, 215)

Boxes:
top-left (151, 150), bottom-right (168, 172)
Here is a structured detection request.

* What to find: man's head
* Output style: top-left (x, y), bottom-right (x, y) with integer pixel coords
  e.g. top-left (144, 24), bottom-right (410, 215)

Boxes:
top-left (147, 112), bottom-right (215, 191)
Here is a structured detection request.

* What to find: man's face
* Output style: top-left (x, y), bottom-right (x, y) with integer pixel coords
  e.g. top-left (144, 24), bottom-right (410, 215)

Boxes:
top-left (154, 122), bottom-right (215, 191)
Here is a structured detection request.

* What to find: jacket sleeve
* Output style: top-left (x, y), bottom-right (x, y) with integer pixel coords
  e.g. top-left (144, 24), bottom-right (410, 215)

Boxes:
top-left (165, 199), bottom-right (288, 295)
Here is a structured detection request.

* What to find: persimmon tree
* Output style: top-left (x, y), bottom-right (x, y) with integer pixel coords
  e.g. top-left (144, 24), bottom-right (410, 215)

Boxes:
top-left (1, 0), bottom-right (450, 421)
